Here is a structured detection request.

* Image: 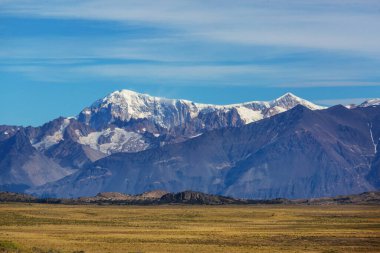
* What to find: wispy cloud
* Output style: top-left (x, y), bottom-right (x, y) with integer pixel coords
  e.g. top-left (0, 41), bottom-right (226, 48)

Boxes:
top-left (1, 62), bottom-right (273, 86)
top-left (0, 0), bottom-right (379, 90)
top-left (2, 0), bottom-right (380, 54)
top-left (74, 63), bottom-right (272, 82)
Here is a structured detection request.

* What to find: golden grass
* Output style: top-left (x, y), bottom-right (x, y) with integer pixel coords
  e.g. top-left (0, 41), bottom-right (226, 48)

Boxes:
top-left (0, 203), bottom-right (379, 253)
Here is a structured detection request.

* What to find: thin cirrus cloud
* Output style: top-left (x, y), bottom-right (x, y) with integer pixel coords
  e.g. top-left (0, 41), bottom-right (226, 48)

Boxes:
top-left (0, 0), bottom-right (379, 90)
top-left (1, 62), bottom-right (274, 86)
top-left (73, 64), bottom-right (273, 83)
top-left (2, 0), bottom-right (380, 54)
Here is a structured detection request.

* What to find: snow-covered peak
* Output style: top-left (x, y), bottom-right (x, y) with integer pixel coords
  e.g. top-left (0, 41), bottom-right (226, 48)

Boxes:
top-left (81, 89), bottom-right (204, 129)
top-left (104, 89), bottom-right (150, 103)
top-left (95, 89), bottom-right (152, 109)
top-left (275, 92), bottom-right (297, 100)
top-left (358, 99), bottom-right (380, 108)
top-left (271, 92), bottom-right (325, 110)
top-left (94, 89), bottom-right (324, 111)
top-left (79, 89), bottom-right (325, 129)
top-left (100, 89), bottom-right (198, 107)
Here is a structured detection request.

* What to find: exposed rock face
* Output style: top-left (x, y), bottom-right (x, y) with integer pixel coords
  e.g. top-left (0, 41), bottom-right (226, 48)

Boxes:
top-left (28, 104), bottom-right (380, 199)
top-left (138, 190), bottom-right (169, 199)
top-left (160, 191), bottom-right (239, 204)
top-left (0, 130), bottom-right (74, 192)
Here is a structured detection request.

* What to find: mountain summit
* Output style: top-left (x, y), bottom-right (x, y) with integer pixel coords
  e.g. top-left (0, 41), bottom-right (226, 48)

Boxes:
top-left (359, 98), bottom-right (380, 108)
top-left (78, 89), bottom-right (324, 130)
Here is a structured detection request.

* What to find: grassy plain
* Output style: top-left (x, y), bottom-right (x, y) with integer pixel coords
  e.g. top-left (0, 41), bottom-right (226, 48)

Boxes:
top-left (0, 203), bottom-right (379, 253)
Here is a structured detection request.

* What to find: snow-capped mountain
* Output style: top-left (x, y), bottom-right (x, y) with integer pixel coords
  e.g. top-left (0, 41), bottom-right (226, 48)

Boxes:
top-left (72, 90), bottom-right (325, 154)
top-left (8, 90), bottom-right (327, 157)
top-left (0, 90), bottom-right (326, 191)
top-left (1, 90), bottom-right (326, 162)
top-left (1, 89), bottom-right (379, 199)
top-left (69, 90), bottom-right (324, 154)
top-left (78, 90), bottom-right (324, 130)
top-left (29, 104), bottom-right (380, 199)
top-left (359, 99), bottom-right (380, 108)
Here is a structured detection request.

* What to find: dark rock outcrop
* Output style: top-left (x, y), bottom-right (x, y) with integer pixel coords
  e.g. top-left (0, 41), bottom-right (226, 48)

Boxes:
top-left (160, 191), bottom-right (240, 204)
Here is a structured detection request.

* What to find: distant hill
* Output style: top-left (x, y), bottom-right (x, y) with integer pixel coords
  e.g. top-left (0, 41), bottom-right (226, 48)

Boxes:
top-left (294, 191), bottom-right (380, 205)
top-left (0, 190), bottom-right (379, 205)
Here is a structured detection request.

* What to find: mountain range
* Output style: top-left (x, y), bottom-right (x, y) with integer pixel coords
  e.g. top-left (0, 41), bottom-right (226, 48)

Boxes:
top-left (0, 90), bottom-right (379, 199)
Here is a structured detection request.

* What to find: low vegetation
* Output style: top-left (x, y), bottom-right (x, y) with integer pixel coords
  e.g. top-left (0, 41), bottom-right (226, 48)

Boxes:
top-left (0, 203), bottom-right (379, 252)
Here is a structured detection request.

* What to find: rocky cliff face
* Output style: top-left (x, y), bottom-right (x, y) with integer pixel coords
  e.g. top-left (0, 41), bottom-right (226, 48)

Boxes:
top-left (0, 130), bottom-right (74, 192)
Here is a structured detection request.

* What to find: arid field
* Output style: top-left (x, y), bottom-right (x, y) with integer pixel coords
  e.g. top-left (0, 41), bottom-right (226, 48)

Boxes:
top-left (0, 203), bottom-right (379, 253)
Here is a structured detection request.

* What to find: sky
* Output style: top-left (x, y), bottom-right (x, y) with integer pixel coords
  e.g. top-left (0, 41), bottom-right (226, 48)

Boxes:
top-left (1, 0), bottom-right (380, 126)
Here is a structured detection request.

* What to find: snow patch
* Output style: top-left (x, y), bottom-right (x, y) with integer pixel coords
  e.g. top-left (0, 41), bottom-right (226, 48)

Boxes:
top-left (369, 123), bottom-right (377, 154)
top-left (32, 118), bottom-right (70, 150)
top-left (235, 107), bottom-right (263, 124)
top-left (271, 93), bottom-right (325, 110)
top-left (190, 133), bottom-right (203, 139)
top-left (78, 127), bottom-right (149, 154)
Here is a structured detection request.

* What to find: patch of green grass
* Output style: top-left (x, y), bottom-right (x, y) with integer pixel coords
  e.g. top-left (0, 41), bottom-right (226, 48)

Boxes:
top-left (0, 240), bottom-right (19, 252)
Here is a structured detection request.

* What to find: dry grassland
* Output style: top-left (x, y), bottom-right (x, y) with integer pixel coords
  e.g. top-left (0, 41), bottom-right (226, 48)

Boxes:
top-left (0, 203), bottom-right (379, 253)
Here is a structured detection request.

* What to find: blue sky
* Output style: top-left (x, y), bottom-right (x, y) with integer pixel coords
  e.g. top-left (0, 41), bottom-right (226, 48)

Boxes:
top-left (1, 0), bottom-right (380, 126)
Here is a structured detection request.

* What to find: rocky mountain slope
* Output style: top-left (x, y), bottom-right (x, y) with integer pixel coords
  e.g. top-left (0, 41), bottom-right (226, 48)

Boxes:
top-left (0, 130), bottom-right (73, 192)
top-left (28, 104), bottom-right (380, 199)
